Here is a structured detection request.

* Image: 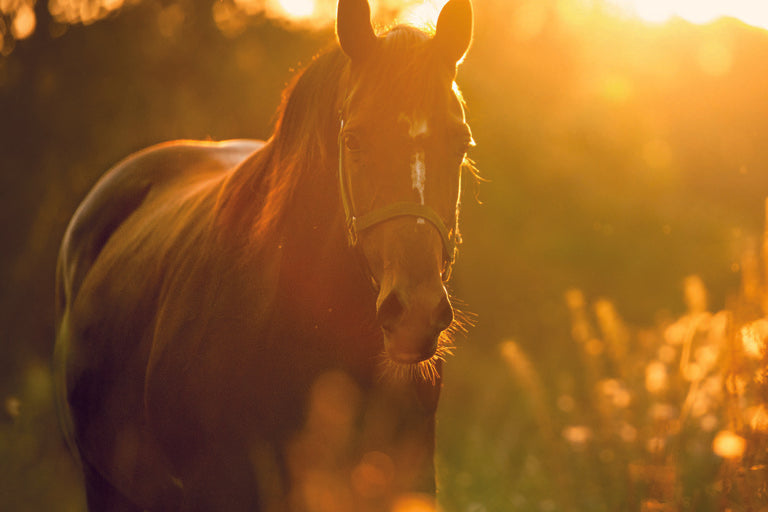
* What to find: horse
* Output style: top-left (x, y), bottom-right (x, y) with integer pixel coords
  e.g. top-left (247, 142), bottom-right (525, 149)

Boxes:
top-left (53, 0), bottom-right (475, 510)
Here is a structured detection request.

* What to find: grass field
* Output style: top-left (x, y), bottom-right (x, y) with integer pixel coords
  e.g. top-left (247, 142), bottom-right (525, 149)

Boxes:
top-left (437, 201), bottom-right (768, 511)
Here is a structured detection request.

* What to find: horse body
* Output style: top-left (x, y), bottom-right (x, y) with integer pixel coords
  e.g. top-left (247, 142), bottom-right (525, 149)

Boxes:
top-left (55, 139), bottom-right (271, 506)
top-left (55, 1), bottom-right (473, 510)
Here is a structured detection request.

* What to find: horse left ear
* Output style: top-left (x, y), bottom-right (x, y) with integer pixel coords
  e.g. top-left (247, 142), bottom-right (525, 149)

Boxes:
top-left (337, 0), bottom-right (377, 62)
top-left (433, 0), bottom-right (473, 65)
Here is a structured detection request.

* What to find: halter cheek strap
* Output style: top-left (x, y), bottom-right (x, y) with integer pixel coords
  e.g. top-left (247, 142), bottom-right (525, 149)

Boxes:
top-left (338, 119), bottom-right (458, 280)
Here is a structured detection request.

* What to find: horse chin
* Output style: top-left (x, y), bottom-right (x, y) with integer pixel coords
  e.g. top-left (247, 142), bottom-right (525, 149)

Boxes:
top-left (386, 339), bottom-right (437, 365)
top-left (378, 332), bottom-right (454, 384)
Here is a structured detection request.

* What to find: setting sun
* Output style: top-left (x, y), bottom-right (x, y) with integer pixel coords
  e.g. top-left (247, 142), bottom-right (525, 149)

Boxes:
top-left (400, 0), bottom-right (448, 27)
top-left (277, 0), bottom-right (315, 18)
top-left (606, 0), bottom-right (768, 29)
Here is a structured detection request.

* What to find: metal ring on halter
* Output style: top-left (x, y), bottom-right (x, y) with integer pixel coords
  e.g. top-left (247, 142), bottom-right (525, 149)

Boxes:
top-left (337, 117), bottom-right (458, 281)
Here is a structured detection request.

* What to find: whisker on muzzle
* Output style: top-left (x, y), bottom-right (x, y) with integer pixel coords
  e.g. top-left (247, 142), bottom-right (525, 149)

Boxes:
top-left (377, 305), bottom-right (473, 384)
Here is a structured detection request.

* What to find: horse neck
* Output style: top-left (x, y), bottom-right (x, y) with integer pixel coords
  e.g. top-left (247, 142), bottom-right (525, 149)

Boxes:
top-left (216, 48), bottom-right (379, 339)
top-left (278, 148), bottom-right (373, 304)
top-left (261, 49), bottom-right (369, 298)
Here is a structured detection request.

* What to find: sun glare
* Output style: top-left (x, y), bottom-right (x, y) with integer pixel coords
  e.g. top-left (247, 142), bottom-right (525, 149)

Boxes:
top-left (399, 0), bottom-right (448, 28)
top-left (605, 0), bottom-right (768, 30)
top-left (277, 0), bottom-right (315, 18)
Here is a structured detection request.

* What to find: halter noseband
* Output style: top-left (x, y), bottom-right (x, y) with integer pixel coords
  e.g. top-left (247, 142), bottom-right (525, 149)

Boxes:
top-left (338, 118), bottom-right (458, 281)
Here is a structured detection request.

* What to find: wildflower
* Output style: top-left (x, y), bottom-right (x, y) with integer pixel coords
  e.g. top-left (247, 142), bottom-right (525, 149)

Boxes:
top-left (747, 405), bottom-right (768, 432)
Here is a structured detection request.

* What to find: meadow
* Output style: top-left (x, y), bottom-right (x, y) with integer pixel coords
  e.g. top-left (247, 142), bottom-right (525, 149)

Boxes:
top-left (2, 0), bottom-right (768, 510)
top-left (438, 200), bottom-right (768, 511)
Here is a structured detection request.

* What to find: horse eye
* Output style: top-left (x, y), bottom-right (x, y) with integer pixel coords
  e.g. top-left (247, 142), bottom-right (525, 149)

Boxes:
top-left (344, 134), bottom-right (362, 152)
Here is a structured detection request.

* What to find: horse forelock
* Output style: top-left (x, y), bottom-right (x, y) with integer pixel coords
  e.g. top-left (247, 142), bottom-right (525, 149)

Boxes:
top-left (349, 25), bottom-right (463, 122)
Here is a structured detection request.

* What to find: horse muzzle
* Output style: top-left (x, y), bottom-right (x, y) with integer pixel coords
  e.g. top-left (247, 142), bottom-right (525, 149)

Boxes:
top-left (376, 281), bottom-right (454, 364)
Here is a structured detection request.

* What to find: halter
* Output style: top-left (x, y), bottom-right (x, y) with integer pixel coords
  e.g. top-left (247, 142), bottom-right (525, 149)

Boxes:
top-left (337, 118), bottom-right (459, 281)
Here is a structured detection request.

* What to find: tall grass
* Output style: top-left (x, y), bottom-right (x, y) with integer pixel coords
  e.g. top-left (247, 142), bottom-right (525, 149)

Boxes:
top-left (438, 199), bottom-right (768, 512)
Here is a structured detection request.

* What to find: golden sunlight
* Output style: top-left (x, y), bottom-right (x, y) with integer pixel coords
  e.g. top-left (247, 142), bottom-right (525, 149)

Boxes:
top-left (605, 0), bottom-right (768, 30)
top-left (399, 0), bottom-right (448, 28)
top-left (277, 0), bottom-right (315, 18)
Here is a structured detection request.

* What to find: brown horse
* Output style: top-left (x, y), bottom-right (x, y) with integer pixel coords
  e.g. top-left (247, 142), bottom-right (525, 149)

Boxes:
top-left (53, 0), bottom-right (475, 510)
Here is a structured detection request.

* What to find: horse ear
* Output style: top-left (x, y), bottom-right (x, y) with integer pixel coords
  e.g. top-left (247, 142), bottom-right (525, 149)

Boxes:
top-left (337, 0), bottom-right (377, 62)
top-left (433, 0), bottom-right (473, 65)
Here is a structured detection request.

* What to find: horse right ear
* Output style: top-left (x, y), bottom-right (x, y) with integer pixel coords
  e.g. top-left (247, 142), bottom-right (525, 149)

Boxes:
top-left (337, 0), bottom-right (377, 61)
top-left (434, 0), bottom-right (473, 65)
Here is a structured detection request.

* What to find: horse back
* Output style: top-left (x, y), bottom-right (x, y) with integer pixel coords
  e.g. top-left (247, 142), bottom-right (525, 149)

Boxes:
top-left (56, 139), bottom-right (262, 318)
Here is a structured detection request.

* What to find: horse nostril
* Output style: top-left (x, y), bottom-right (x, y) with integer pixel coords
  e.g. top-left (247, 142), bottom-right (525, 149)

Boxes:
top-left (377, 291), bottom-right (405, 332)
top-left (433, 295), bottom-right (454, 333)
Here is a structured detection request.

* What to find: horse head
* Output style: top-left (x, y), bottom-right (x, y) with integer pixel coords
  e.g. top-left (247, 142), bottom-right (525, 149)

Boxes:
top-left (336, 0), bottom-right (474, 368)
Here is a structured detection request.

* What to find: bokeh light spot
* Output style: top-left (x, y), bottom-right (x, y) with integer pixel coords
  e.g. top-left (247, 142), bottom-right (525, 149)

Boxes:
top-left (392, 493), bottom-right (438, 512)
top-left (562, 425), bottom-right (592, 447)
top-left (11, 2), bottom-right (35, 40)
top-left (646, 361), bottom-right (668, 393)
top-left (712, 430), bottom-right (746, 458)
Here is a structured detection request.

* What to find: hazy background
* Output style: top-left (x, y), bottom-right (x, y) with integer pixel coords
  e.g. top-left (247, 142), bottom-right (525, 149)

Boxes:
top-left (2, 0), bottom-right (767, 510)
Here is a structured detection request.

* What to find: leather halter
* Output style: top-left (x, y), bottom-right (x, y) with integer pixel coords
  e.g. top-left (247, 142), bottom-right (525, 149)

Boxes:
top-left (337, 118), bottom-right (458, 281)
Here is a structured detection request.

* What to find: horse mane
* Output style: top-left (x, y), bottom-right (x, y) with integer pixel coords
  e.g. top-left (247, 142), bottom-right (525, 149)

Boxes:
top-left (213, 46), bottom-right (348, 241)
top-left (215, 25), bottom-right (465, 245)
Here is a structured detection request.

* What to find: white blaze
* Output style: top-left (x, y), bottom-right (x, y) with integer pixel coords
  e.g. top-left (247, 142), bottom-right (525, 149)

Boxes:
top-left (402, 114), bottom-right (429, 209)
top-left (411, 151), bottom-right (426, 205)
